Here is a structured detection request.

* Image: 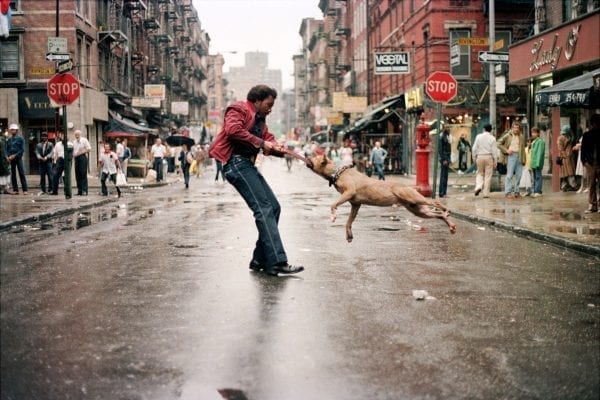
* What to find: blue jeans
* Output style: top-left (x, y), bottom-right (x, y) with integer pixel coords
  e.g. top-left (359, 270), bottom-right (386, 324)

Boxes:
top-left (532, 167), bottom-right (543, 194)
top-left (153, 157), bottom-right (163, 181)
top-left (10, 157), bottom-right (28, 192)
top-left (223, 155), bottom-right (287, 267)
top-left (505, 153), bottom-right (523, 194)
top-left (374, 162), bottom-right (385, 180)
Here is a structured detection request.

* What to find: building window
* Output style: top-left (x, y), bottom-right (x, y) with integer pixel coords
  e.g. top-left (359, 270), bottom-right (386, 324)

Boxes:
top-left (0, 36), bottom-right (20, 79)
top-left (85, 41), bottom-right (91, 84)
top-left (449, 29), bottom-right (470, 78)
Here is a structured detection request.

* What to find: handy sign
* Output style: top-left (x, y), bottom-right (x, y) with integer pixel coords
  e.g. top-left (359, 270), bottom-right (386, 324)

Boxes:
top-left (48, 37), bottom-right (67, 53)
top-left (132, 97), bottom-right (161, 108)
top-left (374, 52), bottom-right (410, 75)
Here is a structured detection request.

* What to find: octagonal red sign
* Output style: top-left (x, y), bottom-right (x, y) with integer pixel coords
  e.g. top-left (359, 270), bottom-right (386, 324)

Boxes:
top-left (426, 71), bottom-right (458, 103)
top-left (47, 73), bottom-right (80, 106)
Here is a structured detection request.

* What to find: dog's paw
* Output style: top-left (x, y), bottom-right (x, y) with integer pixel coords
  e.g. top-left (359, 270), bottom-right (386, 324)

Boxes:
top-left (330, 214), bottom-right (337, 223)
top-left (449, 224), bottom-right (457, 234)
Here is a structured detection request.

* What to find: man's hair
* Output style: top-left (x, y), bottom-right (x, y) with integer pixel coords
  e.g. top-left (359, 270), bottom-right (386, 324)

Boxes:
top-left (531, 127), bottom-right (540, 134)
top-left (484, 123), bottom-right (492, 132)
top-left (247, 85), bottom-right (277, 102)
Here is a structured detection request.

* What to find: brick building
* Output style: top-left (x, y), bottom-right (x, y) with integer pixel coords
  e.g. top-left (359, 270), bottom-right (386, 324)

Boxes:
top-left (0, 0), bottom-right (210, 176)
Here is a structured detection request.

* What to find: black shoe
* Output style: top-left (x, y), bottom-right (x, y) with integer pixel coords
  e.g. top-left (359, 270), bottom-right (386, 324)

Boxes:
top-left (249, 260), bottom-right (264, 272)
top-left (474, 188), bottom-right (481, 196)
top-left (265, 263), bottom-right (304, 276)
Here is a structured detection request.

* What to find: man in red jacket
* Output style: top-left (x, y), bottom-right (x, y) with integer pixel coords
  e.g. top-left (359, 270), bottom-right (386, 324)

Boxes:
top-left (209, 85), bottom-right (305, 276)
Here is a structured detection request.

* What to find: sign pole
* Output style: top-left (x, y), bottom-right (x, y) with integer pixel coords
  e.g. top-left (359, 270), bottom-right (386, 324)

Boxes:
top-left (489, 0), bottom-right (496, 130)
top-left (431, 102), bottom-right (442, 199)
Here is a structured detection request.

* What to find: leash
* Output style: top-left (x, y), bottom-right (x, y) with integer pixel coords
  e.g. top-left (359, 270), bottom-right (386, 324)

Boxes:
top-left (282, 147), bottom-right (310, 165)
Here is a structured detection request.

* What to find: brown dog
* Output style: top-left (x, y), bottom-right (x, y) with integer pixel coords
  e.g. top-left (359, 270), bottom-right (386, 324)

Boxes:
top-left (307, 154), bottom-right (457, 242)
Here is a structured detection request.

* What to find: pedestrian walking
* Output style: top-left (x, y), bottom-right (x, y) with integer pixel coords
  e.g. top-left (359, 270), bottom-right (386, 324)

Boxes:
top-left (51, 131), bottom-right (66, 195)
top-left (438, 128), bottom-right (452, 198)
top-left (340, 144), bottom-right (354, 167)
top-left (369, 140), bottom-right (388, 180)
top-left (472, 123), bottom-right (498, 198)
top-left (520, 138), bottom-right (533, 196)
top-left (6, 123), bottom-right (28, 194)
top-left (580, 114), bottom-right (600, 213)
top-left (208, 84), bottom-right (305, 276)
top-left (457, 133), bottom-right (471, 172)
top-left (98, 143), bottom-right (121, 198)
top-left (529, 127), bottom-right (546, 197)
top-left (557, 124), bottom-right (577, 192)
top-left (150, 138), bottom-right (166, 182)
top-left (497, 121), bottom-right (526, 199)
top-left (0, 132), bottom-right (10, 194)
top-left (73, 129), bottom-right (91, 196)
top-left (35, 132), bottom-right (54, 194)
top-left (178, 143), bottom-right (192, 189)
top-left (121, 138), bottom-right (131, 179)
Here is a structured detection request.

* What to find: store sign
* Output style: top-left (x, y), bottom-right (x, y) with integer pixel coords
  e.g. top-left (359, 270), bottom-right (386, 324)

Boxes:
top-left (171, 101), bottom-right (189, 115)
top-left (530, 25), bottom-right (580, 72)
top-left (132, 97), bottom-right (161, 108)
top-left (18, 89), bottom-right (55, 119)
top-left (374, 52), bottom-right (410, 75)
top-left (144, 84), bottom-right (166, 100)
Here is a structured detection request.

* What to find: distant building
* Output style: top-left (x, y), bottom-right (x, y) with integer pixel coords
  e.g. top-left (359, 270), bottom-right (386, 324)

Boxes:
top-left (225, 51), bottom-right (285, 137)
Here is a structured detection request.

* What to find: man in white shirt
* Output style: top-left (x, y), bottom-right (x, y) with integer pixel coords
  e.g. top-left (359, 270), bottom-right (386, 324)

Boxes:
top-left (51, 131), bottom-right (67, 195)
top-left (73, 129), bottom-right (91, 196)
top-left (472, 123), bottom-right (499, 198)
top-left (151, 138), bottom-right (166, 182)
top-left (99, 143), bottom-right (121, 197)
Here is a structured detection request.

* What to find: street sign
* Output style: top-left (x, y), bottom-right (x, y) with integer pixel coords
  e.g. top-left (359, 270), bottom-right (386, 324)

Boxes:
top-left (46, 53), bottom-right (70, 61)
top-left (458, 37), bottom-right (488, 46)
top-left (450, 44), bottom-right (460, 67)
top-left (425, 71), bottom-right (458, 103)
top-left (57, 60), bottom-right (73, 73)
top-left (47, 73), bottom-right (80, 106)
top-left (48, 37), bottom-right (67, 53)
top-left (478, 51), bottom-right (509, 63)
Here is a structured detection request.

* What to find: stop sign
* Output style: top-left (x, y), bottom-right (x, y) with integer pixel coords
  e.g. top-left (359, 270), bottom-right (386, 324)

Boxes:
top-left (425, 71), bottom-right (458, 103)
top-left (47, 73), bottom-right (80, 105)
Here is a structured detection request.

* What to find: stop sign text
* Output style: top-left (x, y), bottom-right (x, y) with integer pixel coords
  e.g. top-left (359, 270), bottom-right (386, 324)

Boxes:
top-left (47, 73), bottom-right (80, 106)
top-left (425, 71), bottom-right (458, 103)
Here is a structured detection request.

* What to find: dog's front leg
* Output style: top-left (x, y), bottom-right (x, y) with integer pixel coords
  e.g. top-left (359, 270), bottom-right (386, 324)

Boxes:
top-left (346, 203), bottom-right (361, 242)
top-left (330, 191), bottom-right (355, 223)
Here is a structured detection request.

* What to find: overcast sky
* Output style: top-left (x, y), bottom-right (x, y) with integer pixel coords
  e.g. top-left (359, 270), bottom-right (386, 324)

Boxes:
top-left (193, 0), bottom-right (323, 90)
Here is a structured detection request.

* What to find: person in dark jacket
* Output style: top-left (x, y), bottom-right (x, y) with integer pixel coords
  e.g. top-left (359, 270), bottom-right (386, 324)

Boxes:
top-left (580, 114), bottom-right (600, 213)
top-left (6, 123), bottom-right (28, 194)
top-left (438, 128), bottom-right (452, 198)
top-left (178, 143), bottom-right (192, 189)
top-left (35, 132), bottom-right (54, 193)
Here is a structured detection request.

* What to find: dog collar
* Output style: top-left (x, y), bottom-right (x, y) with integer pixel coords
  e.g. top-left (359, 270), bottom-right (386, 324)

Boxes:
top-left (328, 165), bottom-right (353, 187)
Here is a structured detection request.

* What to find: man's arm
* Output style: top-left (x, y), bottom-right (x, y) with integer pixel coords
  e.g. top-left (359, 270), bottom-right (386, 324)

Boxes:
top-left (222, 107), bottom-right (264, 149)
top-left (35, 144), bottom-right (43, 160)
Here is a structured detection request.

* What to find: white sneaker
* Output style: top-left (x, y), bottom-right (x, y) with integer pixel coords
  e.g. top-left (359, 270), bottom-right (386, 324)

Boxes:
top-left (532, 193), bottom-right (541, 198)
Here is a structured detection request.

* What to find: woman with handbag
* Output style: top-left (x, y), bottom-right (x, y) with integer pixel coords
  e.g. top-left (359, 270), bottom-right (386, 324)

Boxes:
top-left (557, 125), bottom-right (577, 192)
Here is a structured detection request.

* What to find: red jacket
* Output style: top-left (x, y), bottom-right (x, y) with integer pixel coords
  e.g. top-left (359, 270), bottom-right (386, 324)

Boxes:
top-left (208, 100), bottom-right (276, 164)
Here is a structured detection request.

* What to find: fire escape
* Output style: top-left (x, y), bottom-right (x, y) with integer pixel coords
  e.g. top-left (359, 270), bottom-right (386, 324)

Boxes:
top-left (97, 0), bottom-right (131, 98)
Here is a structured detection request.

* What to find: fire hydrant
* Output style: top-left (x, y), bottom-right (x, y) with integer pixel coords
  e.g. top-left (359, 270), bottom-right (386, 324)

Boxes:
top-left (415, 114), bottom-right (432, 196)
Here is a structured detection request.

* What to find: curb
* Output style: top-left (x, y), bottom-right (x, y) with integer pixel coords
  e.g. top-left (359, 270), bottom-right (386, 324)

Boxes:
top-left (450, 210), bottom-right (600, 257)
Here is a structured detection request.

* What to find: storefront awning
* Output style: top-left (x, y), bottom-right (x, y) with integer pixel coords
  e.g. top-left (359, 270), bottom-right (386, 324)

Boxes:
top-left (105, 110), bottom-right (158, 138)
top-left (346, 94), bottom-right (405, 134)
top-left (535, 68), bottom-right (600, 108)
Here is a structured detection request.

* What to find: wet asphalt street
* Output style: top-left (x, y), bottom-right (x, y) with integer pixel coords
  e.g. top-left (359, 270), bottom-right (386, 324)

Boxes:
top-left (1, 158), bottom-right (599, 400)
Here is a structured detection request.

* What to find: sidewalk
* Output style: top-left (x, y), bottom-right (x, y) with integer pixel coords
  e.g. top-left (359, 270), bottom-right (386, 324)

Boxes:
top-left (1, 172), bottom-right (599, 255)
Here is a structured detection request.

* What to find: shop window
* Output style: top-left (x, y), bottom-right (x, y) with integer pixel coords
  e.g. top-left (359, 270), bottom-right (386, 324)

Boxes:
top-left (9, 1), bottom-right (20, 12)
top-left (449, 29), bottom-right (470, 79)
top-left (0, 36), bottom-right (20, 79)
